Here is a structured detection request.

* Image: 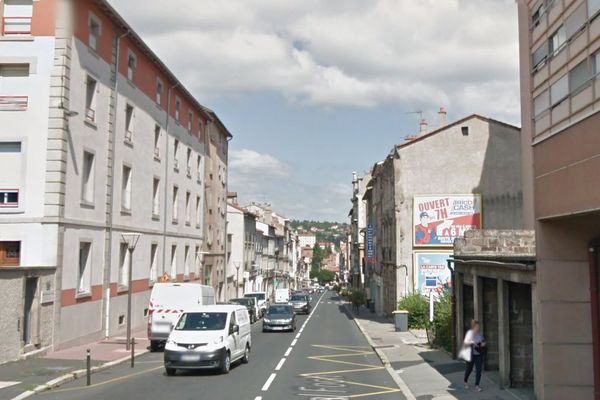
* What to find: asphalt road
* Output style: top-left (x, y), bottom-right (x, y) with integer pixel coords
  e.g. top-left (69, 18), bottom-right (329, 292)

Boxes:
top-left (35, 291), bottom-right (404, 400)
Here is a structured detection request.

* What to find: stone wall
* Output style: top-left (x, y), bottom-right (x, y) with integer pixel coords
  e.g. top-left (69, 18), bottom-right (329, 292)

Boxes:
top-left (482, 278), bottom-right (499, 370)
top-left (509, 282), bottom-right (534, 387)
top-left (454, 230), bottom-right (535, 258)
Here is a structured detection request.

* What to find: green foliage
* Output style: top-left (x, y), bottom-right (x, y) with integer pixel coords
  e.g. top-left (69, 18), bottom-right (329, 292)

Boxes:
top-left (430, 292), bottom-right (453, 352)
top-left (397, 294), bottom-right (429, 329)
top-left (309, 269), bottom-right (335, 283)
top-left (311, 243), bottom-right (324, 270)
top-left (349, 290), bottom-right (366, 306)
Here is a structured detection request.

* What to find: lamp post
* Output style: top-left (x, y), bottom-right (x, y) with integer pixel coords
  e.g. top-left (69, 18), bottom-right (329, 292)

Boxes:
top-left (120, 232), bottom-right (141, 351)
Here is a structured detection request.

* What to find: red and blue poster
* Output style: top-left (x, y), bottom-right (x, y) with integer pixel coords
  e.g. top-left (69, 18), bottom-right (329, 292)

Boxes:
top-left (413, 194), bottom-right (482, 247)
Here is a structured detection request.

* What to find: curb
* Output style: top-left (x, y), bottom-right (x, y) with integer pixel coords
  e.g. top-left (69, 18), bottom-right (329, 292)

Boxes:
top-left (10, 349), bottom-right (150, 400)
top-left (345, 305), bottom-right (417, 400)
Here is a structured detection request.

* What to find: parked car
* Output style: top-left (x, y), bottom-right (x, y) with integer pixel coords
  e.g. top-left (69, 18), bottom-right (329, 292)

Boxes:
top-left (229, 297), bottom-right (258, 323)
top-left (289, 294), bottom-right (311, 314)
top-left (148, 283), bottom-right (215, 352)
top-left (275, 288), bottom-right (290, 303)
top-left (163, 305), bottom-right (251, 375)
top-left (244, 292), bottom-right (268, 318)
top-left (262, 304), bottom-right (296, 332)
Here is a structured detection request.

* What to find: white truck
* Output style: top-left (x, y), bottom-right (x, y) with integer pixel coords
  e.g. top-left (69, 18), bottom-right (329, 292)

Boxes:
top-left (148, 283), bottom-right (215, 351)
top-left (244, 291), bottom-right (268, 318)
top-left (275, 288), bottom-right (290, 304)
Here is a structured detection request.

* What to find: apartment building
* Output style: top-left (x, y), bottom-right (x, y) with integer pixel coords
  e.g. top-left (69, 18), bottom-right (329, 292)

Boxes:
top-left (518, 0), bottom-right (600, 398)
top-left (0, 0), bottom-right (231, 362)
top-left (348, 171), bottom-right (370, 290)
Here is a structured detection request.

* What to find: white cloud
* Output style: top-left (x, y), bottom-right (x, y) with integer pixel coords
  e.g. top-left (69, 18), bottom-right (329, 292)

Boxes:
top-left (109, 0), bottom-right (520, 122)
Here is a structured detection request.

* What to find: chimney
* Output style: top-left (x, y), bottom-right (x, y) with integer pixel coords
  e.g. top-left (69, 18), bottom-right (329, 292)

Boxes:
top-left (419, 118), bottom-right (428, 134)
top-left (438, 106), bottom-right (447, 127)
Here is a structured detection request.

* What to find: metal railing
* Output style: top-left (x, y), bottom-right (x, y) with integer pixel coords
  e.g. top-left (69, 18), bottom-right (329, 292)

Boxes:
top-left (2, 16), bottom-right (32, 35)
top-left (0, 96), bottom-right (28, 110)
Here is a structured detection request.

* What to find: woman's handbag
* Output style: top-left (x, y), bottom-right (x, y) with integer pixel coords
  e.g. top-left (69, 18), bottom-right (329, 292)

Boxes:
top-left (458, 345), bottom-right (472, 362)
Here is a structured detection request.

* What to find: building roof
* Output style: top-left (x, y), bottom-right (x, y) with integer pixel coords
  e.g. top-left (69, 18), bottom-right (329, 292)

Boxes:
top-left (93, 0), bottom-right (232, 138)
top-left (395, 114), bottom-right (519, 151)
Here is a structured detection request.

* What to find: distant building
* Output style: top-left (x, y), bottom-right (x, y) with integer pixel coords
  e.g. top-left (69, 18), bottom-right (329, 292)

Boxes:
top-left (298, 233), bottom-right (316, 248)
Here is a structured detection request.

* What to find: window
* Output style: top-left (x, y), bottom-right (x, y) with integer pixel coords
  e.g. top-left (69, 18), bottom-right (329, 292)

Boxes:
top-left (195, 245), bottom-right (200, 274)
top-left (173, 139), bottom-right (180, 170)
top-left (531, 2), bottom-right (543, 27)
top-left (78, 242), bottom-right (92, 293)
top-left (125, 104), bottom-right (134, 142)
top-left (0, 241), bottom-right (20, 266)
top-left (88, 13), bottom-right (101, 51)
top-left (170, 245), bottom-right (177, 277)
top-left (569, 60), bottom-right (591, 93)
top-left (150, 244), bottom-right (158, 282)
top-left (461, 126), bottom-right (469, 136)
top-left (186, 148), bottom-right (192, 176)
top-left (121, 165), bottom-right (132, 211)
top-left (564, 3), bottom-right (586, 40)
top-left (204, 264), bottom-right (212, 286)
top-left (550, 74), bottom-right (568, 105)
top-left (185, 191), bottom-right (191, 225)
top-left (533, 89), bottom-right (550, 117)
top-left (0, 64), bottom-right (29, 109)
top-left (0, 142), bottom-right (21, 208)
top-left (82, 151), bottom-right (95, 204)
top-left (152, 178), bottom-right (160, 217)
top-left (184, 245), bottom-right (190, 277)
top-left (156, 78), bottom-right (163, 105)
top-left (532, 42), bottom-right (548, 70)
top-left (175, 98), bottom-right (181, 121)
top-left (127, 51), bottom-right (136, 81)
top-left (119, 242), bottom-right (129, 286)
top-left (590, 0), bottom-right (600, 18)
top-left (2, 0), bottom-right (33, 35)
top-left (548, 26), bottom-right (566, 55)
top-left (196, 195), bottom-right (201, 227)
top-left (154, 125), bottom-right (161, 158)
top-left (85, 75), bottom-right (97, 122)
top-left (188, 111), bottom-right (193, 133)
top-left (0, 189), bottom-right (18, 207)
top-left (172, 186), bottom-right (179, 221)
top-left (197, 155), bottom-right (202, 180)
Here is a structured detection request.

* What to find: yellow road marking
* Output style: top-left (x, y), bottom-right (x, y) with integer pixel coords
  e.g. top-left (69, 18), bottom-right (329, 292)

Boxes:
top-left (300, 344), bottom-right (401, 398)
top-left (46, 365), bottom-right (164, 394)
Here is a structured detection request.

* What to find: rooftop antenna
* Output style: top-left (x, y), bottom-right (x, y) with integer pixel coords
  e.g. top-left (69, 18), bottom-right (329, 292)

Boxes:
top-left (406, 110), bottom-right (423, 124)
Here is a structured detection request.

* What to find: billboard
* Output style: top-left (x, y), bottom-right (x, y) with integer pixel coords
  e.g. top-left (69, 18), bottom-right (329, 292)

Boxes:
top-left (414, 251), bottom-right (452, 294)
top-left (413, 194), bottom-right (482, 247)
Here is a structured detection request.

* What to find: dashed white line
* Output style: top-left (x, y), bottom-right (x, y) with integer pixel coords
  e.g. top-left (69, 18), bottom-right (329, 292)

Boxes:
top-left (254, 397), bottom-right (262, 400)
top-left (284, 347), bottom-right (292, 357)
top-left (275, 357), bottom-right (286, 371)
top-left (262, 373), bottom-right (277, 391)
top-left (295, 333), bottom-right (301, 339)
top-left (291, 338), bottom-right (298, 346)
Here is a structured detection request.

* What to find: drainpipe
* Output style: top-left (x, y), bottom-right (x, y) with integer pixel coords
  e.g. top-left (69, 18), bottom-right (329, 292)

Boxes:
top-left (161, 83), bottom-right (180, 277)
top-left (447, 258), bottom-right (456, 359)
top-left (104, 29), bottom-right (130, 339)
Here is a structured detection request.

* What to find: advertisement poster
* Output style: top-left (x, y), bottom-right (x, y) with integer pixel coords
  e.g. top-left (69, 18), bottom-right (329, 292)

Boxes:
top-left (414, 252), bottom-right (452, 294)
top-left (413, 194), bottom-right (482, 247)
top-left (366, 224), bottom-right (374, 262)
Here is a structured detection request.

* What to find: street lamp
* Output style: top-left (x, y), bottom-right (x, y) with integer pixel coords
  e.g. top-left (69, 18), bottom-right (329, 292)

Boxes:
top-left (120, 232), bottom-right (142, 351)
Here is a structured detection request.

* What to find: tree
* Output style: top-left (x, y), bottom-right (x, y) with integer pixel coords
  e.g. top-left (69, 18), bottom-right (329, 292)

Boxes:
top-left (310, 269), bottom-right (335, 283)
top-left (311, 243), bottom-right (324, 271)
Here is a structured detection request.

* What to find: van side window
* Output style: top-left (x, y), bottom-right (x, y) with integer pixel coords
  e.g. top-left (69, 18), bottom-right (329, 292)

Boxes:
top-left (236, 309), bottom-right (248, 325)
top-left (230, 311), bottom-right (237, 331)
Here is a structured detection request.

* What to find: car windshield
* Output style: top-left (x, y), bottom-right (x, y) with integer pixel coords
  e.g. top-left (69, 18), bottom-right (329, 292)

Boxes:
top-left (174, 312), bottom-right (227, 331)
top-left (267, 305), bottom-right (292, 316)
top-left (290, 295), bottom-right (307, 301)
top-left (245, 293), bottom-right (266, 301)
top-left (230, 298), bottom-right (251, 306)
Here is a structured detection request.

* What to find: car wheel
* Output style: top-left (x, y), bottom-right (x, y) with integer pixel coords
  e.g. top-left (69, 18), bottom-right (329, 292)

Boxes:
top-left (221, 351), bottom-right (231, 374)
top-left (165, 367), bottom-right (176, 376)
top-left (242, 344), bottom-right (250, 364)
top-left (150, 340), bottom-right (161, 352)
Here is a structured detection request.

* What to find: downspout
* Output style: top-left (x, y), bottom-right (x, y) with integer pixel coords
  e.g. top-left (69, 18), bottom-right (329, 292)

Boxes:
top-left (161, 83), bottom-right (179, 277)
top-left (223, 134), bottom-right (232, 301)
top-left (104, 29), bottom-right (130, 339)
top-left (447, 258), bottom-right (456, 359)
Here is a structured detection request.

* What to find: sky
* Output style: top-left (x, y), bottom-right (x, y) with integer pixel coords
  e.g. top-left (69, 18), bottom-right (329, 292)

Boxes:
top-left (109, 0), bottom-right (520, 222)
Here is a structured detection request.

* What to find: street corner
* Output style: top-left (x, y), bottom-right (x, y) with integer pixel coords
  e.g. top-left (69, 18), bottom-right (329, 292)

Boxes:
top-left (296, 344), bottom-right (403, 399)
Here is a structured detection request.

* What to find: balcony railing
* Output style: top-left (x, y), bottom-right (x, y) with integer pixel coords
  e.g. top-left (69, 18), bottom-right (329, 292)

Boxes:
top-left (0, 96), bottom-right (28, 110)
top-left (2, 16), bottom-right (32, 35)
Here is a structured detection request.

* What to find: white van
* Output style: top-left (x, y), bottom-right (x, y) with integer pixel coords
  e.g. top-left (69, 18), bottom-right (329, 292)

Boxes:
top-left (244, 291), bottom-right (268, 318)
top-left (275, 288), bottom-right (290, 304)
top-left (148, 283), bottom-right (215, 351)
top-left (164, 305), bottom-right (251, 375)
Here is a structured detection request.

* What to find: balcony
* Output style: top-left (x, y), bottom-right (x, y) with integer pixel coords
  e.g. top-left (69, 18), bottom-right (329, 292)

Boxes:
top-left (0, 96), bottom-right (28, 110)
top-left (1, 16), bottom-right (32, 36)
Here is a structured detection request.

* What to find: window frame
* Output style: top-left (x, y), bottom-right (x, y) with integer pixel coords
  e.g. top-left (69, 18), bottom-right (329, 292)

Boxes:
top-left (88, 12), bottom-right (101, 51)
top-left (81, 150), bottom-right (95, 205)
top-left (78, 241), bottom-right (92, 294)
top-left (126, 50), bottom-right (137, 82)
top-left (0, 189), bottom-right (19, 208)
top-left (121, 164), bottom-right (132, 212)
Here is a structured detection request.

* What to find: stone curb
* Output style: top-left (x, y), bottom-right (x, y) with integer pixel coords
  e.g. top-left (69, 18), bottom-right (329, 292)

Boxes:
top-left (344, 305), bottom-right (417, 400)
top-left (10, 349), bottom-right (150, 400)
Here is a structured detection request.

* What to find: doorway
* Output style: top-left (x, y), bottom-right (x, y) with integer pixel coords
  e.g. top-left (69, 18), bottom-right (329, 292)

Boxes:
top-left (23, 277), bottom-right (37, 345)
top-left (589, 242), bottom-right (600, 400)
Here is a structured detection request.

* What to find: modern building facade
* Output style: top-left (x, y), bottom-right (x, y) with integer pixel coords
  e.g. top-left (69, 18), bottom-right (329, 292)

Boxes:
top-left (518, 0), bottom-right (600, 398)
top-left (0, 0), bottom-right (230, 362)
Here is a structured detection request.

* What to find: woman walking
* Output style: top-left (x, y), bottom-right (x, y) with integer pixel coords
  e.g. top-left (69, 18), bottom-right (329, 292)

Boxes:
top-left (462, 320), bottom-right (486, 392)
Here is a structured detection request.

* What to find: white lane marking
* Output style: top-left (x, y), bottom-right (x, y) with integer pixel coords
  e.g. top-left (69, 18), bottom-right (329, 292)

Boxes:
top-left (0, 381), bottom-right (20, 389)
top-left (295, 333), bottom-right (301, 339)
top-left (284, 347), bottom-right (292, 357)
top-left (291, 338), bottom-right (298, 346)
top-left (254, 397), bottom-right (262, 400)
top-left (262, 373), bottom-right (277, 391)
top-left (275, 357), bottom-right (286, 371)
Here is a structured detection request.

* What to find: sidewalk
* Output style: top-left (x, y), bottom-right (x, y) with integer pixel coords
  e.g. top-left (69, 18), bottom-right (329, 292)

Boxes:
top-left (0, 329), bottom-right (149, 400)
top-left (350, 307), bottom-right (536, 400)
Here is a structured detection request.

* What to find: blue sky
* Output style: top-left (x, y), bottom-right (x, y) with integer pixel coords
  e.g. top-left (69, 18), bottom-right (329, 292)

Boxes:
top-left (110, 0), bottom-right (520, 222)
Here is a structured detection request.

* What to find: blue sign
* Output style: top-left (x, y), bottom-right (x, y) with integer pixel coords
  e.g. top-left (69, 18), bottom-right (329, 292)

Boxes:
top-left (366, 224), bottom-right (374, 260)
